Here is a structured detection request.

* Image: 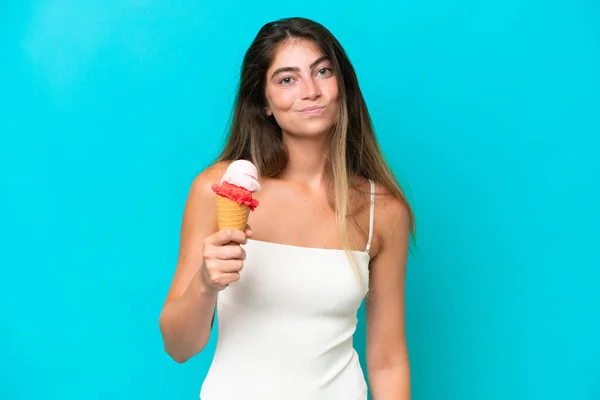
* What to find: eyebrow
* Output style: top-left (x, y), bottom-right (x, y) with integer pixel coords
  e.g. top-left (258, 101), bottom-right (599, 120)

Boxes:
top-left (270, 55), bottom-right (330, 79)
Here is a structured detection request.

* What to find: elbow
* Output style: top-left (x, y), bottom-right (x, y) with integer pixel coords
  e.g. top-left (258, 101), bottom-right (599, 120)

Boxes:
top-left (165, 346), bottom-right (192, 364)
top-left (158, 311), bottom-right (207, 364)
top-left (159, 331), bottom-right (197, 364)
top-left (164, 341), bottom-right (208, 364)
top-left (367, 346), bottom-right (410, 374)
top-left (158, 310), bottom-right (190, 364)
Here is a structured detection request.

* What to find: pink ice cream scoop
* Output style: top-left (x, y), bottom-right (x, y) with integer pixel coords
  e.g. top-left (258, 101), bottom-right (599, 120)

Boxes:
top-left (220, 160), bottom-right (261, 192)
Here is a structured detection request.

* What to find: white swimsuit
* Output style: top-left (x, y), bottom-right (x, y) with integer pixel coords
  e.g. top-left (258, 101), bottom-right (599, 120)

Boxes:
top-left (199, 180), bottom-right (376, 400)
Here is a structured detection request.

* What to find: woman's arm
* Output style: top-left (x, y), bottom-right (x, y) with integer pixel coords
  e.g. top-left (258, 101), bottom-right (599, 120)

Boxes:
top-left (366, 194), bottom-right (411, 399)
top-left (158, 162), bottom-right (227, 363)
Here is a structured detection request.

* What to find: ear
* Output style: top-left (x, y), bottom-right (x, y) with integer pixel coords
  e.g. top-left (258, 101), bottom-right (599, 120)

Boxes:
top-left (264, 107), bottom-right (272, 116)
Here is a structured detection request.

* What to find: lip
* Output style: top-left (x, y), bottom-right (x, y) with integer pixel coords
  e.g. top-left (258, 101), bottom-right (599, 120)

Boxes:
top-left (297, 106), bottom-right (325, 115)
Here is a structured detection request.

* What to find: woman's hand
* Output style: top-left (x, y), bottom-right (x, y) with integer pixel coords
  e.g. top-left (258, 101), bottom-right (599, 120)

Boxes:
top-left (199, 226), bottom-right (252, 293)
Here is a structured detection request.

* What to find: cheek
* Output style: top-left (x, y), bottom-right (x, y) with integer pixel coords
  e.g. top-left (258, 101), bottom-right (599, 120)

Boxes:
top-left (324, 79), bottom-right (339, 102)
top-left (267, 88), bottom-right (296, 111)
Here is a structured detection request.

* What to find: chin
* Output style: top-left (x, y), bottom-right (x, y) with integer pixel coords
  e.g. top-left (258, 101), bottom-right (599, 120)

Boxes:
top-left (280, 118), bottom-right (335, 137)
top-left (285, 124), bottom-right (335, 138)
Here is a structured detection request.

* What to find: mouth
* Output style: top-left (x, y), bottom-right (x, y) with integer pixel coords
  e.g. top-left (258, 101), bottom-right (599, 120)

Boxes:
top-left (297, 106), bottom-right (325, 115)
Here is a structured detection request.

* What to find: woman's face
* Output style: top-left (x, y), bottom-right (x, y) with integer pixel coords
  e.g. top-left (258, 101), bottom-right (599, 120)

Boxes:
top-left (264, 39), bottom-right (339, 139)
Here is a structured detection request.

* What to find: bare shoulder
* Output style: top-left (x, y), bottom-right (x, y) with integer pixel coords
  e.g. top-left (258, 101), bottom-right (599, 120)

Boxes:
top-left (372, 182), bottom-right (411, 254)
top-left (189, 160), bottom-right (231, 197)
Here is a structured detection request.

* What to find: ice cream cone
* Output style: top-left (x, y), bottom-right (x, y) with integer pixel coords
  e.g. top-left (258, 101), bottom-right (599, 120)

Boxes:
top-left (212, 160), bottom-right (260, 234)
top-left (216, 195), bottom-right (250, 231)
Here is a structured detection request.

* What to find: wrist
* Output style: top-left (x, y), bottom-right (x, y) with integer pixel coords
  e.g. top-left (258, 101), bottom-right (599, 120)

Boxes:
top-left (190, 269), bottom-right (219, 298)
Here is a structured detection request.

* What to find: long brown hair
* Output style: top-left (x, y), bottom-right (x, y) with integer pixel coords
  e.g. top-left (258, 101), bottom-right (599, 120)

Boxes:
top-left (216, 17), bottom-right (416, 288)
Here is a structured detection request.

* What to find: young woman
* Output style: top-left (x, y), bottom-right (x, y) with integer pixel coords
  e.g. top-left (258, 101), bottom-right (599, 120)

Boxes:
top-left (159, 17), bottom-right (416, 400)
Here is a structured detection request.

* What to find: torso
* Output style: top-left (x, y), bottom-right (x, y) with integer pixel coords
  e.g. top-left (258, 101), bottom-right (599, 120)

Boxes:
top-left (199, 175), bottom-right (378, 400)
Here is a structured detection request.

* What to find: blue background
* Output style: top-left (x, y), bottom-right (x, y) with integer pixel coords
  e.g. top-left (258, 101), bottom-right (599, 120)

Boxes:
top-left (1, 1), bottom-right (599, 399)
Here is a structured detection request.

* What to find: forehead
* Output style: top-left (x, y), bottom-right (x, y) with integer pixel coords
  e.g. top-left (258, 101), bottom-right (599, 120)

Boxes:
top-left (268, 39), bottom-right (327, 70)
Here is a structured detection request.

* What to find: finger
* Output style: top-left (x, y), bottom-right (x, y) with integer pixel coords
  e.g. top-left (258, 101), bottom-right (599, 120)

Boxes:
top-left (217, 259), bottom-right (244, 273)
top-left (216, 244), bottom-right (246, 261)
top-left (214, 272), bottom-right (241, 287)
top-left (211, 228), bottom-right (248, 246)
top-left (245, 228), bottom-right (253, 238)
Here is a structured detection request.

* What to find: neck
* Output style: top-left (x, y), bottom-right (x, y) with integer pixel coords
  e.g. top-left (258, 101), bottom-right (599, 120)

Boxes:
top-left (279, 133), bottom-right (329, 187)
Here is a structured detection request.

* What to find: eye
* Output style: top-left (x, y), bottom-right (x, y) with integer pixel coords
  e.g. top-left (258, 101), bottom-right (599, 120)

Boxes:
top-left (317, 68), bottom-right (333, 77)
top-left (279, 76), bottom-right (295, 85)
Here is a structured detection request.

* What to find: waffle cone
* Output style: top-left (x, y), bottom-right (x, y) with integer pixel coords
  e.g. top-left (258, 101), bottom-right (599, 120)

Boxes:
top-left (215, 195), bottom-right (250, 231)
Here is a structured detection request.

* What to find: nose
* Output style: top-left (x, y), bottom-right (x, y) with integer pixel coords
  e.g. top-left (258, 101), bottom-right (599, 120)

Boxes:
top-left (301, 78), bottom-right (321, 101)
